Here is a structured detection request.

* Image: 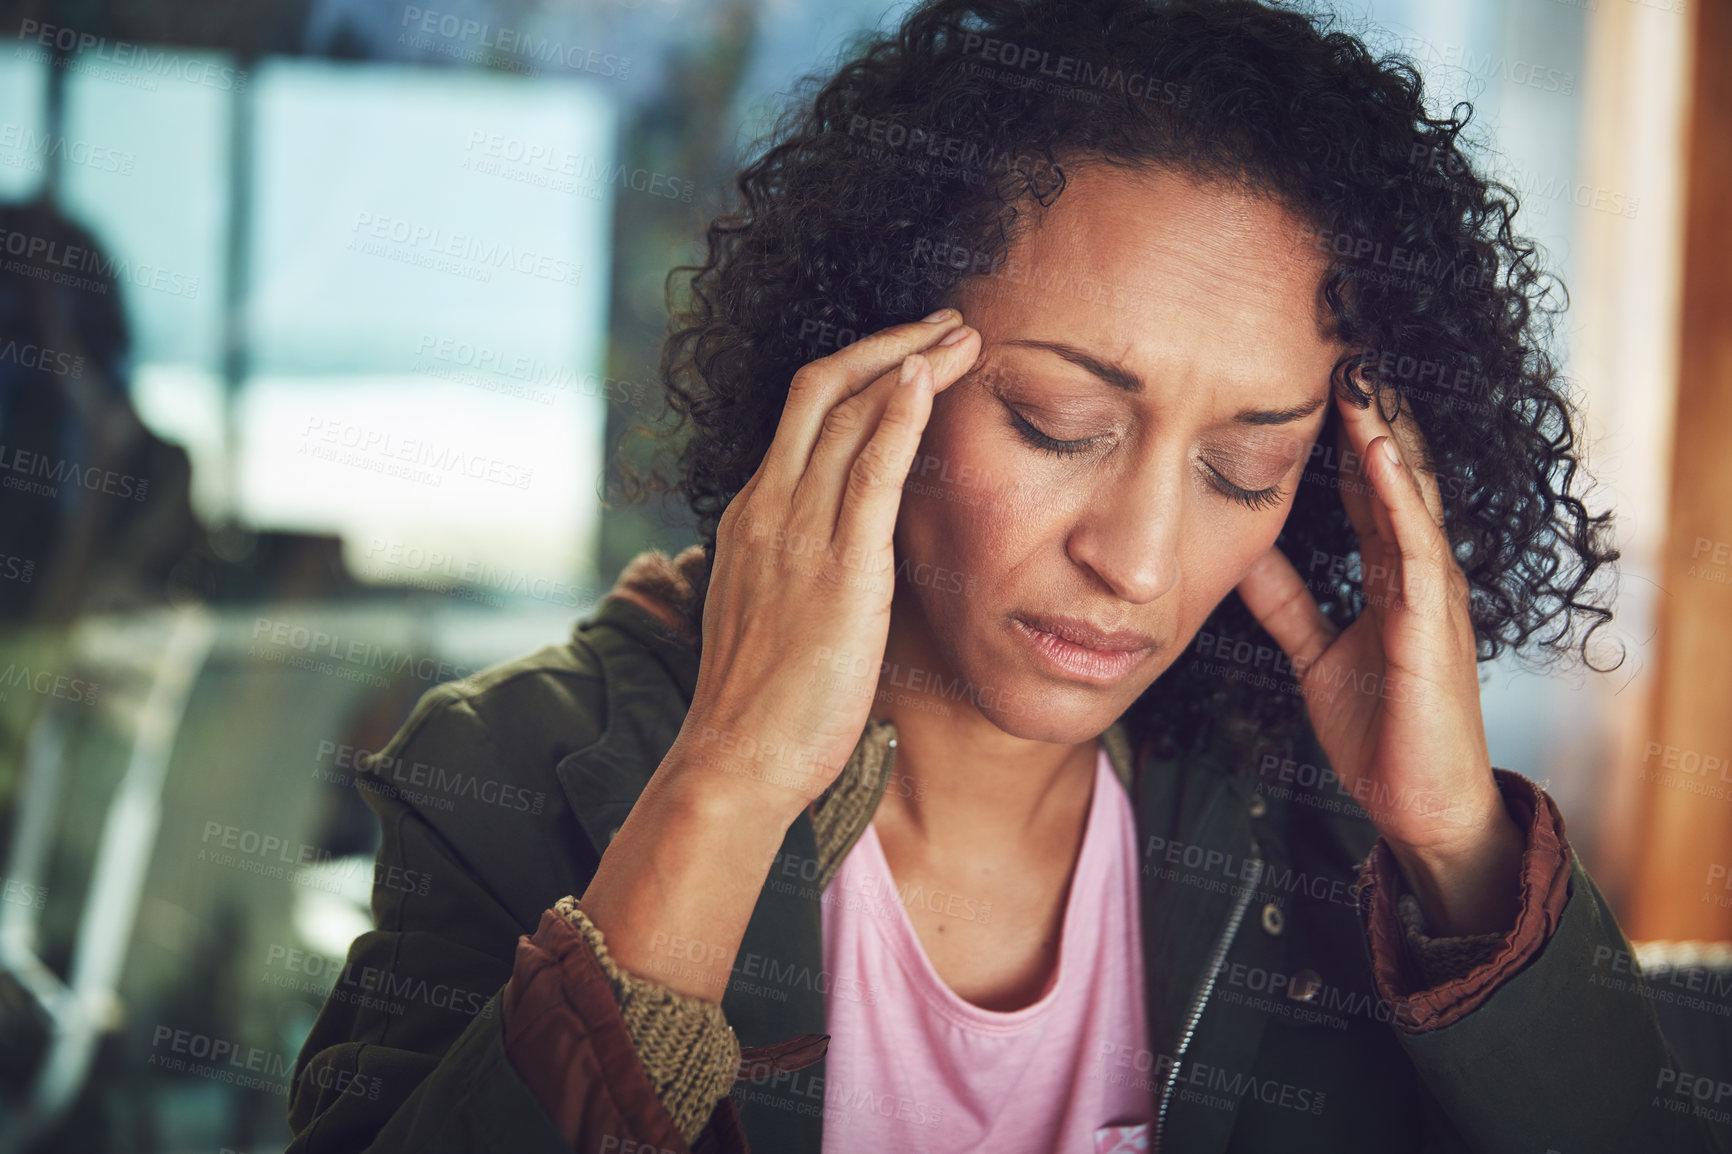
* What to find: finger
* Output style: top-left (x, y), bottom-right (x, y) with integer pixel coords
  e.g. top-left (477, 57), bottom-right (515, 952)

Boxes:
top-left (1339, 383), bottom-right (1438, 529)
top-left (1236, 543), bottom-right (1341, 678)
top-left (757, 311), bottom-right (968, 498)
top-left (1366, 434), bottom-right (1455, 614)
top-left (1330, 393), bottom-right (1401, 624)
top-left (1368, 474), bottom-right (1397, 545)
top-left (793, 327), bottom-right (980, 532)
top-left (1333, 386), bottom-right (1427, 597)
top-left (1377, 387), bottom-right (1446, 529)
top-left (1362, 475), bottom-right (1401, 612)
top-left (832, 353), bottom-right (936, 571)
top-left (1331, 392), bottom-right (1380, 553)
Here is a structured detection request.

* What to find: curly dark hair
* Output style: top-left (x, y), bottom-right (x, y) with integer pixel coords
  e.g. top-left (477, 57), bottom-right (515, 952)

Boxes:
top-left (623, 0), bottom-right (1620, 762)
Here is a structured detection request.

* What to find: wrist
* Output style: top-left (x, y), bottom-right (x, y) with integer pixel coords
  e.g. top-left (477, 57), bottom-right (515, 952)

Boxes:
top-left (663, 714), bottom-right (840, 821)
top-left (581, 762), bottom-right (799, 1003)
top-left (653, 751), bottom-right (811, 838)
top-left (1384, 800), bottom-right (1525, 937)
top-left (657, 736), bottom-right (818, 829)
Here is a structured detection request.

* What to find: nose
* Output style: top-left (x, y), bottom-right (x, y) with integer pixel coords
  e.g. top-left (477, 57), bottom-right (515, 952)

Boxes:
top-left (1065, 451), bottom-right (1181, 605)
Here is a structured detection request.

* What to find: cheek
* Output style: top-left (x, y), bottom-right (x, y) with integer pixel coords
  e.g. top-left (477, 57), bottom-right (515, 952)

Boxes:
top-left (896, 401), bottom-right (1051, 577)
top-left (1171, 499), bottom-right (1292, 637)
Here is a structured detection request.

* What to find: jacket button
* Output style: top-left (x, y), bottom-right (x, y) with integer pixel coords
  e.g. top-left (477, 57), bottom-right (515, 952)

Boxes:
top-left (1260, 902), bottom-right (1285, 936)
top-left (1248, 793), bottom-right (1267, 818)
top-left (1287, 968), bottom-right (1321, 1002)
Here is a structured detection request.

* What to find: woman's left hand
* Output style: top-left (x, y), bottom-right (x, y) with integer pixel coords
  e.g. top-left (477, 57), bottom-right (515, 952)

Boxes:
top-left (1235, 384), bottom-right (1525, 937)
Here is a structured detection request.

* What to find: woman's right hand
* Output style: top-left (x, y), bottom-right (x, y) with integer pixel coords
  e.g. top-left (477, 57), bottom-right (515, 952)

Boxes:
top-left (582, 311), bottom-right (978, 1006)
top-left (667, 309), bottom-right (981, 817)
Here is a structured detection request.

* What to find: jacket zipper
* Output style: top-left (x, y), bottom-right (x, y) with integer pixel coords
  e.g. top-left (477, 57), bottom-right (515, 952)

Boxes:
top-left (1153, 849), bottom-right (1263, 1149)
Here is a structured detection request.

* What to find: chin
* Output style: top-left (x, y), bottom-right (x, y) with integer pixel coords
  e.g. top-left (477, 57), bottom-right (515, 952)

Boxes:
top-left (981, 706), bottom-right (1114, 745)
top-left (961, 656), bottom-right (1158, 744)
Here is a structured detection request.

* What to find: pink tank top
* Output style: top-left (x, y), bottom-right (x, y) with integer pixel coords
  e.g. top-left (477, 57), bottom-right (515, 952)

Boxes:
top-left (819, 746), bottom-right (1154, 1153)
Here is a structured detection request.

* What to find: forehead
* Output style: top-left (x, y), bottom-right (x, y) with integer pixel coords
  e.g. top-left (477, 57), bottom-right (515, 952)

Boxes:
top-left (958, 163), bottom-right (1338, 396)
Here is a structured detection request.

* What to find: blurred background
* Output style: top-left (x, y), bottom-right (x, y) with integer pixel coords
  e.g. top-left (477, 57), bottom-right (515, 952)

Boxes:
top-left (0, 0), bottom-right (1726, 1149)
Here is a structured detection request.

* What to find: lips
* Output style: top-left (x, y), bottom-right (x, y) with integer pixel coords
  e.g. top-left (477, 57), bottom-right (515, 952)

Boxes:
top-left (1009, 613), bottom-right (1159, 685)
top-left (1012, 612), bottom-right (1159, 653)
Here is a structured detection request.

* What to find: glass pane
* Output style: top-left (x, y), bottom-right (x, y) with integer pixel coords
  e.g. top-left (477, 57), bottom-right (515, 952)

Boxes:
top-left (58, 48), bottom-right (231, 372)
top-left (241, 59), bottom-right (615, 587)
top-left (0, 46), bottom-right (48, 202)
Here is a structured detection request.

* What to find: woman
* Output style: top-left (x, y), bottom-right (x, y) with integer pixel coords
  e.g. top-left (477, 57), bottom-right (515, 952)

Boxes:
top-left (287, 1), bottom-right (1718, 1151)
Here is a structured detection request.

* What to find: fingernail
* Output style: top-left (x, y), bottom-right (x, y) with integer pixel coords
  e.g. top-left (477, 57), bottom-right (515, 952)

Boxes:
top-left (937, 324), bottom-right (973, 347)
top-left (922, 308), bottom-right (956, 323)
top-left (1381, 438), bottom-right (1401, 468)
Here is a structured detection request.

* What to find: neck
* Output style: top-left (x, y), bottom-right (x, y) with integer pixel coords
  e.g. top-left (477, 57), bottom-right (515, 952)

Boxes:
top-left (868, 586), bottom-right (1100, 858)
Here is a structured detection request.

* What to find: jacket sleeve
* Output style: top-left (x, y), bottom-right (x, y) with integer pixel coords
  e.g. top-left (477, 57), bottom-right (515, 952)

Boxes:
top-left (502, 899), bottom-right (749, 1151)
top-left (1354, 769), bottom-right (1729, 1154)
top-left (285, 684), bottom-right (749, 1154)
top-left (506, 896), bottom-right (748, 1147)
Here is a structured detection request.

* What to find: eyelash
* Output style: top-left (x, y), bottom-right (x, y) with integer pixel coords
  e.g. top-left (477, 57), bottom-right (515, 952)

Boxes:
top-left (1007, 408), bottom-right (1286, 511)
top-left (1206, 466), bottom-right (1286, 511)
top-left (1007, 408), bottom-right (1094, 458)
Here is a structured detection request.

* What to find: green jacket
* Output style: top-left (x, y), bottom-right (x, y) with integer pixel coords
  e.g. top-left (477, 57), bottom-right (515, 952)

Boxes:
top-left (286, 572), bottom-right (1723, 1153)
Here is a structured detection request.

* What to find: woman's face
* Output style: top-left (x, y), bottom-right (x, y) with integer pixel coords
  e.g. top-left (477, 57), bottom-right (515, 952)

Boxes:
top-left (892, 163), bottom-right (1343, 744)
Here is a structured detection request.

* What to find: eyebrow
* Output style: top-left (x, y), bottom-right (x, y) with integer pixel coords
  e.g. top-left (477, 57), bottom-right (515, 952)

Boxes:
top-left (1001, 338), bottom-right (1328, 426)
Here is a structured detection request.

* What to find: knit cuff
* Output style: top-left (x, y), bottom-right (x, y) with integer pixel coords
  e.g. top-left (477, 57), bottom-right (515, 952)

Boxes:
top-left (1395, 891), bottom-right (1506, 988)
top-left (554, 897), bottom-right (742, 1147)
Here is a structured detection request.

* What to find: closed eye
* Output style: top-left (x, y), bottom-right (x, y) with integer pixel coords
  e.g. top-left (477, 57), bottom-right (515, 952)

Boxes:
top-left (1006, 407), bottom-right (1099, 457)
top-left (1205, 463), bottom-right (1284, 511)
top-left (1009, 401), bottom-right (1287, 510)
